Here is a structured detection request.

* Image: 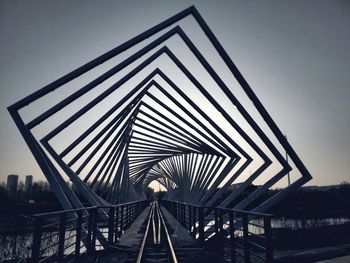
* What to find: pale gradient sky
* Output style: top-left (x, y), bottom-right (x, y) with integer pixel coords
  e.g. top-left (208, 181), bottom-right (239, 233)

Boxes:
top-left (0, 0), bottom-right (349, 186)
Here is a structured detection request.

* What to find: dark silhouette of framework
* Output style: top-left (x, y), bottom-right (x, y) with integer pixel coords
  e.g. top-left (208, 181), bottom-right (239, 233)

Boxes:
top-left (8, 6), bottom-right (311, 216)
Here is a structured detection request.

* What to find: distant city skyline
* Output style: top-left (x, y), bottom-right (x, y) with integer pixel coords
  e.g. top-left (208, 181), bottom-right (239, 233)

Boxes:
top-left (1, 1), bottom-right (350, 187)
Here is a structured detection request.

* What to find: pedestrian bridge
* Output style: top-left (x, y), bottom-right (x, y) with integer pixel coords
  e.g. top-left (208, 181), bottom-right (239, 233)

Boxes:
top-left (7, 5), bottom-right (311, 263)
top-left (30, 200), bottom-right (273, 263)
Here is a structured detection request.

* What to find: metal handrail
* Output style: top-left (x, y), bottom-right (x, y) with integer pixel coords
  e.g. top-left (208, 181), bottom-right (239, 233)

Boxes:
top-left (33, 200), bottom-right (145, 218)
top-left (33, 206), bottom-right (97, 218)
top-left (162, 199), bottom-right (273, 217)
top-left (29, 200), bottom-right (148, 262)
top-left (161, 199), bottom-right (274, 263)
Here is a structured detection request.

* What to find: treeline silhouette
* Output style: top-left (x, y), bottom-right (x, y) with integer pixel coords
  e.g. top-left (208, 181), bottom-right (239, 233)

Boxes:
top-left (1, 180), bottom-right (349, 217)
top-left (213, 181), bottom-right (350, 218)
top-left (0, 181), bottom-right (61, 214)
top-left (271, 182), bottom-right (350, 217)
top-left (0, 181), bottom-right (58, 204)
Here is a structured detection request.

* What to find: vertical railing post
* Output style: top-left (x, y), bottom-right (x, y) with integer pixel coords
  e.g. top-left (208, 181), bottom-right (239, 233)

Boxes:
top-left (215, 208), bottom-right (219, 234)
top-left (125, 205), bottom-right (128, 228)
top-left (177, 203), bottom-right (179, 221)
top-left (108, 206), bottom-right (115, 245)
top-left (181, 204), bottom-right (186, 226)
top-left (134, 203), bottom-right (137, 219)
top-left (219, 209), bottom-right (224, 233)
top-left (92, 207), bottom-right (98, 252)
top-left (175, 203), bottom-right (178, 221)
top-left (264, 217), bottom-right (273, 263)
top-left (132, 203), bottom-right (135, 220)
top-left (127, 204), bottom-right (130, 227)
top-left (75, 210), bottom-right (82, 260)
top-left (175, 202), bottom-right (177, 220)
top-left (229, 211), bottom-right (236, 263)
top-left (242, 215), bottom-right (250, 263)
top-left (198, 206), bottom-right (204, 244)
top-left (32, 217), bottom-right (42, 262)
top-left (120, 205), bottom-right (124, 231)
top-left (186, 204), bottom-right (188, 227)
top-left (180, 204), bottom-right (183, 225)
top-left (126, 204), bottom-right (129, 227)
top-left (58, 213), bottom-right (66, 261)
top-left (188, 204), bottom-right (192, 233)
top-left (130, 204), bottom-right (133, 224)
top-left (125, 204), bottom-right (128, 227)
top-left (132, 203), bottom-right (135, 221)
top-left (87, 209), bottom-right (93, 253)
top-left (115, 206), bottom-right (120, 240)
top-left (192, 205), bottom-right (196, 237)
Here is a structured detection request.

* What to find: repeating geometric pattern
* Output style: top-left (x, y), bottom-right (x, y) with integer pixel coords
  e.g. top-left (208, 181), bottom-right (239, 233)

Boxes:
top-left (8, 6), bottom-right (311, 214)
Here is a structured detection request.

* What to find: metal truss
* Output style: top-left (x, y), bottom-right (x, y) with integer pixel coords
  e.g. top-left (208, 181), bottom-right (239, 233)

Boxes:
top-left (8, 6), bottom-right (311, 214)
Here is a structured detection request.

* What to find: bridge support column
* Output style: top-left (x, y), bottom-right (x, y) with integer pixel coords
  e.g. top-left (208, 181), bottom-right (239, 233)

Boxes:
top-left (198, 206), bottom-right (204, 244)
top-left (188, 204), bottom-right (192, 233)
top-left (87, 207), bottom-right (97, 253)
top-left (242, 215), bottom-right (250, 263)
top-left (115, 206), bottom-right (120, 240)
top-left (219, 209), bottom-right (223, 233)
top-left (215, 208), bottom-right (219, 234)
top-left (108, 207), bottom-right (115, 245)
top-left (120, 205), bottom-right (124, 232)
top-left (193, 205), bottom-right (197, 237)
top-left (229, 211), bottom-right (236, 263)
top-left (75, 210), bottom-right (82, 260)
top-left (58, 213), bottom-right (67, 261)
top-left (32, 217), bottom-right (42, 262)
top-left (264, 217), bottom-right (273, 263)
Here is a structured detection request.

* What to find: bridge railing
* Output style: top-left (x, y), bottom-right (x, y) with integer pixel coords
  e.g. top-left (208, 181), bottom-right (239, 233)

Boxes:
top-left (30, 200), bottom-right (147, 262)
top-left (161, 199), bottom-right (273, 263)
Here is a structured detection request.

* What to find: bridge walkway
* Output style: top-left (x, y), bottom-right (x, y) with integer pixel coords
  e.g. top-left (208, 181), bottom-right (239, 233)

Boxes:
top-left (82, 203), bottom-right (223, 263)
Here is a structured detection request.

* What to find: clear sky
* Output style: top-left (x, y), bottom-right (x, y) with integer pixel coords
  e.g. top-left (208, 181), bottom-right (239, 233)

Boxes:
top-left (0, 0), bottom-right (349, 187)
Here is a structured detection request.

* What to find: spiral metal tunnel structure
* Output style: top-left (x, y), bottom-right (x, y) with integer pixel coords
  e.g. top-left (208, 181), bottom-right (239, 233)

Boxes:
top-left (8, 6), bottom-right (311, 214)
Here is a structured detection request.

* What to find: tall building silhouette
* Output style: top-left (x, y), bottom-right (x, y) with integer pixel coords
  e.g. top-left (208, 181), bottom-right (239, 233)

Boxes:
top-left (24, 175), bottom-right (33, 192)
top-left (6, 174), bottom-right (19, 192)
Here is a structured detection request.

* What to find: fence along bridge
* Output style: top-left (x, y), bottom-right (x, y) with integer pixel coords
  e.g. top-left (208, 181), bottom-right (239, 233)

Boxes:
top-left (29, 200), bottom-right (273, 262)
top-left (8, 5), bottom-right (311, 263)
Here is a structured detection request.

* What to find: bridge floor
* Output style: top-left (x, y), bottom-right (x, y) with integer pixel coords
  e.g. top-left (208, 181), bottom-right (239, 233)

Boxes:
top-left (159, 205), bottom-right (198, 247)
top-left (118, 205), bottom-right (152, 249)
top-left (317, 255), bottom-right (350, 263)
top-left (81, 203), bottom-right (224, 262)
